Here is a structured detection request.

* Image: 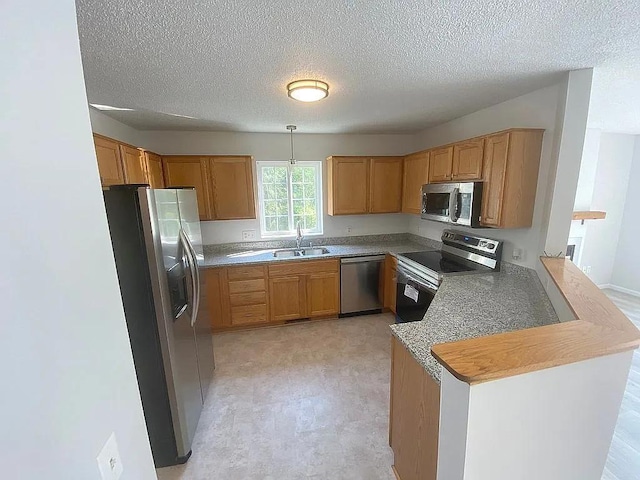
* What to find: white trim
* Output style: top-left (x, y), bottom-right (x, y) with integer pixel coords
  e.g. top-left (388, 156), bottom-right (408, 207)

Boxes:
top-left (601, 284), bottom-right (640, 298)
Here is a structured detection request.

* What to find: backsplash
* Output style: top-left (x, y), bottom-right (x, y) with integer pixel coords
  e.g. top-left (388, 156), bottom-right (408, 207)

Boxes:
top-left (203, 232), bottom-right (441, 254)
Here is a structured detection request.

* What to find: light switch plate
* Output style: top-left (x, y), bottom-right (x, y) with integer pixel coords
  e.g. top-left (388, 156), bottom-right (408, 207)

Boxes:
top-left (97, 432), bottom-right (123, 480)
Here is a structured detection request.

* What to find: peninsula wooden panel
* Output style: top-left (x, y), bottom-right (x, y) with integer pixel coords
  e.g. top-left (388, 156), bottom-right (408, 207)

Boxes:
top-left (384, 254), bottom-right (398, 314)
top-left (144, 152), bottom-right (165, 188)
top-left (390, 337), bottom-right (440, 480)
top-left (93, 135), bottom-right (124, 186)
top-left (327, 156), bottom-right (369, 215)
top-left (204, 268), bottom-right (227, 329)
top-left (306, 272), bottom-right (340, 317)
top-left (428, 146), bottom-right (454, 183)
top-left (163, 156), bottom-right (211, 220)
top-left (369, 157), bottom-right (404, 213)
top-left (209, 156), bottom-right (256, 220)
top-left (402, 151), bottom-right (429, 214)
top-left (120, 144), bottom-right (146, 184)
top-left (572, 211), bottom-right (607, 221)
top-left (452, 138), bottom-right (484, 181)
top-left (269, 276), bottom-right (306, 321)
top-left (431, 258), bottom-right (640, 384)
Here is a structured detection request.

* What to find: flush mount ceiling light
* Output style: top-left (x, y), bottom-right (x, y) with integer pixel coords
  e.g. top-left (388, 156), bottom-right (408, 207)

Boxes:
top-left (286, 79), bottom-right (329, 102)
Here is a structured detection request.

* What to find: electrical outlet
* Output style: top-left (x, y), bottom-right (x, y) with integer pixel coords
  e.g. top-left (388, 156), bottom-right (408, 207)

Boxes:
top-left (241, 230), bottom-right (256, 241)
top-left (582, 266), bottom-right (592, 274)
top-left (346, 226), bottom-right (353, 234)
top-left (97, 432), bottom-right (123, 480)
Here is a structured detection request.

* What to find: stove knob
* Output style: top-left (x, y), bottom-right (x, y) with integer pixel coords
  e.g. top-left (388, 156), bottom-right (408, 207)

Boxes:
top-left (488, 244), bottom-right (495, 250)
top-left (479, 241), bottom-right (487, 247)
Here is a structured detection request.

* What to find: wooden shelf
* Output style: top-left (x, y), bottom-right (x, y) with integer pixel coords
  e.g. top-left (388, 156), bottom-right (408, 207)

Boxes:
top-left (572, 211), bottom-right (606, 223)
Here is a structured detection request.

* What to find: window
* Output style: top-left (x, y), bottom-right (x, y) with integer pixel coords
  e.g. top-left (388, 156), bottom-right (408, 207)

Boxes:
top-left (257, 161), bottom-right (323, 237)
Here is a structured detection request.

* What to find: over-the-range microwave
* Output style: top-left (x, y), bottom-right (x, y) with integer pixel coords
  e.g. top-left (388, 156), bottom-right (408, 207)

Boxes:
top-left (421, 181), bottom-right (483, 227)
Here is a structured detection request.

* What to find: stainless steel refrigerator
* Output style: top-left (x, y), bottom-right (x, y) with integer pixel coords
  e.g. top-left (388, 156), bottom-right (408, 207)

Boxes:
top-left (103, 185), bottom-right (215, 467)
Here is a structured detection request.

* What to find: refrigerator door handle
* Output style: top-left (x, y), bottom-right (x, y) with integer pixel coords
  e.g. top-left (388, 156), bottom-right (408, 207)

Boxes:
top-left (183, 231), bottom-right (201, 327)
top-left (179, 228), bottom-right (199, 327)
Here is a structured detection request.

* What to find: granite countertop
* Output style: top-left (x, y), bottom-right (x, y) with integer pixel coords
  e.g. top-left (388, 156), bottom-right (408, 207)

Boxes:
top-left (390, 264), bottom-right (559, 383)
top-left (201, 234), bottom-right (439, 267)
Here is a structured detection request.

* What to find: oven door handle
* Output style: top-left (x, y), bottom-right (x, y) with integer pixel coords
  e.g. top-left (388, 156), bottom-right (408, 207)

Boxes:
top-left (397, 265), bottom-right (439, 293)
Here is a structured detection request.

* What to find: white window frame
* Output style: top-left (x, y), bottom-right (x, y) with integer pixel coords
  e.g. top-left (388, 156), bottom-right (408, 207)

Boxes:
top-left (256, 161), bottom-right (324, 239)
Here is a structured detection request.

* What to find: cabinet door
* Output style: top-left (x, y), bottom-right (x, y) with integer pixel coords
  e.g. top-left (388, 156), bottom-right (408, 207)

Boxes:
top-left (204, 268), bottom-right (227, 329)
top-left (209, 156), bottom-right (256, 220)
top-left (269, 276), bottom-right (306, 321)
top-left (93, 135), bottom-right (124, 186)
top-left (163, 156), bottom-right (212, 220)
top-left (144, 152), bottom-right (165, 188)
top-left (369, 157), bottom-right (404, 213)
top-left (306, 272), bottom-right (339, 318)
top-left (428, 146), bottom-right (454, 183)
top-left (480, 133), bottom-right (510, 227)
top-left (452, 139), bottom-right (484, 181)
top-left (120, 145), bottom-right (147, 184)
top-left (328, 157), bottom-right (369, 215)
top-left (384, 254), bottom-right (398, 314)
top-left (402, 151), bottom-right (429, 214)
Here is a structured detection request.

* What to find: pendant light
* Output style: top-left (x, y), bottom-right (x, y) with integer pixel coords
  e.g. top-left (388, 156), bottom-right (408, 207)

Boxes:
top-left (286, 125), bottom-right (297, 165)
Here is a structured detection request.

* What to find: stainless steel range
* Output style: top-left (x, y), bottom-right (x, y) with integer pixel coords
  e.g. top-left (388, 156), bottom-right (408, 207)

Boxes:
top-left (395, 230), bottom-right (503, 323)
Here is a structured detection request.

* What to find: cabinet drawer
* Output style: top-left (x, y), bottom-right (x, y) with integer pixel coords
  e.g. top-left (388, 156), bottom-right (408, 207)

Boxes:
top-left (229, 291), bottom-right (267, 307)
top-left (268, 259), bottom-right (339, 277)
top-left (228, 278), bottom-right (266, 294)
top-left (226, 265), bottom-right (265, 281)
top-left (231, 304), bottom-right (268, 325)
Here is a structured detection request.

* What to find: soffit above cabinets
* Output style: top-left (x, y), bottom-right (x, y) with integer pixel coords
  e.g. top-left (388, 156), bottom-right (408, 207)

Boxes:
top-left (77, 0), bottom-right (640, 134)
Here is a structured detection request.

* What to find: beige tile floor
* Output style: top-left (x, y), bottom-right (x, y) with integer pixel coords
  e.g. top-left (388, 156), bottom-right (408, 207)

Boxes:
top-left (156, 313), bottom-right (397, 480)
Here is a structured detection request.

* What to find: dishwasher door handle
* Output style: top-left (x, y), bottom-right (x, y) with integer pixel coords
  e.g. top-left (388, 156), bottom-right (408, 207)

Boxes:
top-left (340, 255), bottom-right (386, 264)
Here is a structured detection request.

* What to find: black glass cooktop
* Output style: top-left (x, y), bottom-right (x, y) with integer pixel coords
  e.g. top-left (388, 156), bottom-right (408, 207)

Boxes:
top-left (400, 250), bottom-right (481, 274)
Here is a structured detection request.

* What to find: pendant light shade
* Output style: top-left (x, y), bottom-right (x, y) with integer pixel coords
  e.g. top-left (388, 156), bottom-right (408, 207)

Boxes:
top-left (287, 80), bottom-right (329, 102)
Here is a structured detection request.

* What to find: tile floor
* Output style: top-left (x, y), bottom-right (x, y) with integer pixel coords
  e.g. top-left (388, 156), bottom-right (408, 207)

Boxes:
top-left (156, 314), bottom-right (397, 480)
top-left (602, 289), bottom-right (640, 480)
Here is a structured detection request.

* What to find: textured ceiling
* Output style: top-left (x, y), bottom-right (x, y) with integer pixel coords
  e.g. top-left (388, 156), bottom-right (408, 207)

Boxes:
top-left (76, 0), bottom-right (640, 134)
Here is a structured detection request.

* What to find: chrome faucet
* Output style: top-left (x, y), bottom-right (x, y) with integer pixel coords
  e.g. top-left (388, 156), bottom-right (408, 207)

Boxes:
top-left (296, 221), bottom-right (304, 249)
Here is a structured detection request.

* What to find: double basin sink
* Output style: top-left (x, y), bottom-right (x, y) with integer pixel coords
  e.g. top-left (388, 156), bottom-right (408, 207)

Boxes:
top-left (273, 247), bottom-right (330, 258)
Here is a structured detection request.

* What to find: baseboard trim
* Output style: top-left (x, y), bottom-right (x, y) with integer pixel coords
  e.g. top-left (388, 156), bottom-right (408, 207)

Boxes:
top-left (600, 284), bottom-right (640, 298)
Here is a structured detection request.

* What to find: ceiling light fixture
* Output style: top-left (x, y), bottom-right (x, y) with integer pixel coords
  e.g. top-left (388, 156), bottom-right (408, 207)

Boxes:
top-left (287, 80), bottom-right (329, 102)
top-left (286, 125), bottom-right (297, 164)
top-left (89, 103), bottom-right (135, 111)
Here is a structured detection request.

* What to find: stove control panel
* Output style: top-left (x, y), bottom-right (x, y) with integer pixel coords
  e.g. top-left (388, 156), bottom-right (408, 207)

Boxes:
top-left (442, 230), bottom-right (501, 256)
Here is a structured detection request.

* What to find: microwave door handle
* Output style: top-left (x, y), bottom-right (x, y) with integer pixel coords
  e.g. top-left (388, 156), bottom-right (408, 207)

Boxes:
top-left (449, 187), bottom-right (460, 222)
top-left (179, 229), bottom-right (198, 327)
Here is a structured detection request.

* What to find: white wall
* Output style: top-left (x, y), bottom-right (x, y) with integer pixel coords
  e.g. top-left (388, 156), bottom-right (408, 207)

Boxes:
top-left (438, 351), bottom-right (633, 480)
top-left (574, 133), bottom-right (635, 286)
top-left (612, 137), bottom-right (640, 293)
top-left (1, 2), bottom-right (156, 479)
top-left (142, 130), bottom-right (417, 243)
top-left (90, 108), bottom-right (148, 148)
top-left (408, 83), bottom-right (564, 268)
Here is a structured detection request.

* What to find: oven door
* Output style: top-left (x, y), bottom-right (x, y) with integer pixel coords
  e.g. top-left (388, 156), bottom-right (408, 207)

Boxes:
top-left (421, 184), bottom-right (455, 223)
top-left (395, 265), bottom-right (438, 323)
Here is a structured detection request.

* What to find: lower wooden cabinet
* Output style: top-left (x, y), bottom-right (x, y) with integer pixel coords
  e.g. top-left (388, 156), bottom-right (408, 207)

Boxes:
top-left (390, 337), bottom-right (440, 480)
top-left (384, 254), bottom-right (398, 314)
top-left (306, 272), bottom-right (340, 318)
top-left (269, 275), bottom-right (306, 321)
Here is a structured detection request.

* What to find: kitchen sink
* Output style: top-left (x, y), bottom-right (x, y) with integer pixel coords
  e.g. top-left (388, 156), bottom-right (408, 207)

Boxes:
top-left (273, 247), bottom-right (329, 258)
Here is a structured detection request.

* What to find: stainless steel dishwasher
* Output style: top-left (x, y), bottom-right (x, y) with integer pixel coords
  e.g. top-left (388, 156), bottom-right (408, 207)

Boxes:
top-left (340, 255), bottom-right (385, 315)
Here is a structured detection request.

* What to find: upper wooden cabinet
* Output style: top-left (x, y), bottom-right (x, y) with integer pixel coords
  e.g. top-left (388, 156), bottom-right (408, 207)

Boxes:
top-left (93, 135), bottom-right (125, 186)
top-left (452, 139), bottom-right (484, 181)
top-left (162, 156), bottom-right (212, 220)
top-left (327, 156), bottom-right (370, 215)
top-left (480, 129), bottom-right (544, 229)
top-left (209, 156), bottom-right (255, 220)
top-left (369, 157), bottom-right (404, 213)
top-left (162, 155), bottom-right (256, 222)
top-left (327, 156), bottom-right (404, 216)
top-left (120, 144), bottom-right (146, 184)
top-left (402, 151), bottom-right (429, 214)
top-left (428, 146), bottom-right (454, 183)
top-left (143, 152), bottom-right (165, 188)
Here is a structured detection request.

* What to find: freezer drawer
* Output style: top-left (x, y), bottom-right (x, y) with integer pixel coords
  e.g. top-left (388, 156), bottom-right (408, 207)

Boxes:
top-left (340, 255), bottom-right (385, 314)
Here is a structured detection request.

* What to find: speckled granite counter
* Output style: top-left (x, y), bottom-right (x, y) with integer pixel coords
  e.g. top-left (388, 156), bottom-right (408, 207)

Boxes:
top-left (202, 233), bottom-right (440, 267)
top-left (390, 264), bottom-right (559, 383)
